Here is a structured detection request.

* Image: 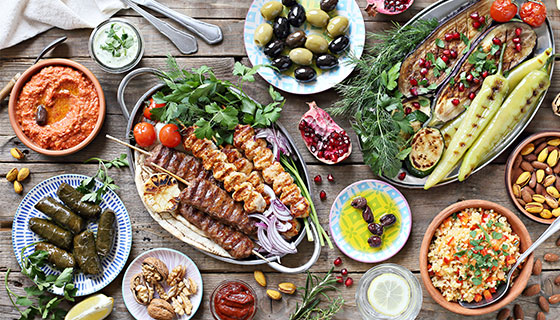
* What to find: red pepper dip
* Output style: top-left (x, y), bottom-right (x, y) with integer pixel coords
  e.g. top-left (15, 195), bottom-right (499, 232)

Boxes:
top-left (15, 65), bottom-right (100, 150)
top-left (211, 281), bottom-right (256, 320)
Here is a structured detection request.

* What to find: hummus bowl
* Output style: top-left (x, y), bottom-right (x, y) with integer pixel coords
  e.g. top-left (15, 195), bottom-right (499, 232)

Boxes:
top-left (8, 59), bottom-right (106, 156)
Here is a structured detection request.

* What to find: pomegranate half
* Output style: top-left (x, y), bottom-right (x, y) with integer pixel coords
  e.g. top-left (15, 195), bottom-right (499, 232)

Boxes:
top-left (298, 101), bottom-right (352, 164)
top-left (365, 0), bottom-right (414, 16)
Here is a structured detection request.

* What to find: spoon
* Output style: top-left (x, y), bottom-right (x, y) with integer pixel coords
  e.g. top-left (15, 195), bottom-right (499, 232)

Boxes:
top-left (0, 36), bottom-right (67, 101)
top-left (459, 216), bottom-right (560, 309)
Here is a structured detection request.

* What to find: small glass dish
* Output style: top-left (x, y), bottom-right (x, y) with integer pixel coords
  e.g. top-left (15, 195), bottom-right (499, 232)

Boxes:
top-left (210, 280), bottom-right (257, 320)
top-left (88, 18), bottom-right (144, 74)
top-left (356, 263), bottom-right (422, 320)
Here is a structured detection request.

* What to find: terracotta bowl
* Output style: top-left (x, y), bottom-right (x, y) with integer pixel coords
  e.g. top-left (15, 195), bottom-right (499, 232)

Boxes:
top-left (419, 200), bottom-right (533, 316)
top-left (8, 59), bottom-right (106, 156)
top-left (505, 131), bottom-right (560, 224)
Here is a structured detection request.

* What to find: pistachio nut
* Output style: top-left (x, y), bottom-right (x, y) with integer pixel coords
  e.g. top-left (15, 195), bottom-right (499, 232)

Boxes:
top-left (548, 138), bottom-right (560, 146)
top-left (254, 270), bottom-right (266, 287)
top-left (545, 195), bottom-right (559, 209)
top-left (538, 148), bottom-right (549, 163)
top-left (540, 209), bottom-right (553, 219)
top-left (552, 208), bottom-right (560, 217)
top-left (266, 289), bottom-right (282, 300)
top-left (6, 168), bottom-right (18, 182)
top-left (278, 282), bottom-right (297, 295)
top-left (548, 149), bottom-right (559, 167)
top-left (536, 169), bottom-right (545, 183)
top-left (532, 194), bottom-right (546, 203)
top-left (10, 147), bottom-right (24, 160)
top-left (544, 175), bottom-right (556, 187)
top-left (515, 172), bottom-right (531, 186)
top-left (525, 202), bottom-right (544, 214)
top-left (521, 143), bottom-right (535, 155)
top-left (14, 181), bottom-right (23, 194)
top-left (17, 167), bottom-right (29, 182)
top-left (547, 186), bottom-right (560, 198)
top-left (512, 184), bottom-right (521, 197)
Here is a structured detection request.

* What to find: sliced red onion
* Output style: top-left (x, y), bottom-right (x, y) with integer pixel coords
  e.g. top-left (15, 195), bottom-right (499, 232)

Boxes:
top-left (271, 199), bottom-right (292, 221)
top-left (249, 214), bottom-right (297, 255)
top-left (268, 216), bottom-right (297, 253)
top-left (255, 128), bottom-right (293, 160)
top-left (276, 220), bottom-right (292, 233)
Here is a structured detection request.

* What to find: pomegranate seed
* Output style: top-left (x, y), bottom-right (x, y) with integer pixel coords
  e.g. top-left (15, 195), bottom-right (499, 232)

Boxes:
top-left (443, 49), bottom-right (450, 57)
top-left (412, 102), bottom-right (420, 109)
top-left (450, 50), bottom-right (457, 58)
top-left (398, 172), bottom-right (406, 180)
top-left (478, 16), bottom-right (485, 24)
top-left (341, 268), bottom-right (348, 276)
top-left (492, 38), bottom-right (501, 45)
top-left (482, 71), bottom-right (488, 78)
top-left (515, 28), bottom-right (522, 36)
top-left (420, 68), bottom-right (428, 76)
top-left (314, 175), bottom-right (322, 184)
top-left (515, 43), bottom-right (521, 52)
top-left (441, 56), bottom-right (449, 64)
top-left (469, 92), bottom-right (476, 100)
top-left (418, 58), bottom-right (426, 67)
top-left (512, 37), bottom-right (520, 44)
top-left (466, 74), bottom-right (473, 82)
top-left (458, 82), bottom-right (465, 92)
top-left (319, 190), bottom-right (326, 200)
top-left (334, 257), bottom-right (342, 266)
top-left (444, 33), bottom-right (453, 41)
top-left (472, 21), bottom-right (481, 29)
top-left (452, 32), bottom-right (460, 40)
top-left (327, 174), bottom-right (334, 182)
top-left (345, 277), bottom-right (353, 287)
top-left (409, 87), bottom-right (418, 96)
top-left (473, 78), bottom-right (480, 84)
top-left (452, 98), bottom-right (460, 106)
top-left (336, 276), bottom-right (343, 283)
top-left (409, 78), bottom-right (418, 86)
top-left (404, 107), bottom-right (412, 115)
top-left (470, 12), bottom-right (479, 20)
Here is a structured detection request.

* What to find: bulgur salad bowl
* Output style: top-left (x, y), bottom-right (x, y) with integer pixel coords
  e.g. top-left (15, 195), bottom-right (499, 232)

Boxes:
top-left (419, 200), bottom-right (533, 315)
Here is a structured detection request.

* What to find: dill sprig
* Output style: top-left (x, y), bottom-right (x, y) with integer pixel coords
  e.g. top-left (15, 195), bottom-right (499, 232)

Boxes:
top-left (289, 268), bottom-right (343, 320)
top-left (331, 19), bottom-right (438, 177)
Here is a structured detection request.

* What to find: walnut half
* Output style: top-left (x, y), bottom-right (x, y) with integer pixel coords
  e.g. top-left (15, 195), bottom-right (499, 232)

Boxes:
top-left (142, 257), bottom-right (169, 284)
top-left (147, 299), bottom-right (175, 320)
top-left (130, 273), bottom-right (153, 305)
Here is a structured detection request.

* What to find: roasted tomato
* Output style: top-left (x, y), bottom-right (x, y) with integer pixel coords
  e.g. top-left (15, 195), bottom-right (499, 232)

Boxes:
top-left (520, 0), bottom-right (547, 28)
top-left (159, 124), bottom-right (182, 148)
top-left (133, 122), bottom-right (156, 147)
top-left (144, 98), bottom-right (165, 120)
top-left (490, 0), bottom-right (518, 22)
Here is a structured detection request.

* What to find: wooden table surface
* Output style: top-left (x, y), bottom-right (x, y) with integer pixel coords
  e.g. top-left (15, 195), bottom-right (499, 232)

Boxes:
top-left (1, 0), bottom-right (560, 319)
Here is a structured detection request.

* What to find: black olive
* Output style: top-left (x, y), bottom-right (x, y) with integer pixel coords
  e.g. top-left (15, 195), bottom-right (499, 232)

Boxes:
top-left (351, 196), bottom-right (367, 209)
top-left (264, 39), bottom-right (285, 58)
top-left (362, 206), bottom-right (374, 223)
top-left (320, 0), bottom-right (338, 11)
top-left (380, 214), bottom-right (397, 228)
top-left (329, 35), bottom-right (350, 54)
top-left (368, 236), bottom-right (382, 248)
top-left (316, 54), bottom-right (339, 70)
top-left (36, 104), bottom-right (47, 126)
top-left (368, 223), bottom-right (384, 236)
top-left (288, 4), bottom-right (306, 27)
top-left (271, 56), bottom-right (292, 72)
top-left (282, 0), bottom-right (297, 6)
top-left (286, 30), bottom-right (307, 48)
top-left (273, 17), bottom-right (290, 39)
top-left (294, 66), bottom-right (316, 82)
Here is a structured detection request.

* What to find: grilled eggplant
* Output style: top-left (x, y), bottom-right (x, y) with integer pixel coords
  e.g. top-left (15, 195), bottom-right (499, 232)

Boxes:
top-left (74, 230), bottom-right (102, 275)
top-left (403, 97), bottom-right (432, 133)
top-left (29, 217), bottom-right (73, 250)
top-left (57, 183), bottom-right (101, 219)
top-left (398, 0), bottom-right (493, 98)
top-left (430, 22), bottom-right (536, 125)
top-left (35, 197), bottom-right (85, 234)
top-left (96, 209), bottom-right (115, 256)
top-left (35, 242), bottom-right (75, 269)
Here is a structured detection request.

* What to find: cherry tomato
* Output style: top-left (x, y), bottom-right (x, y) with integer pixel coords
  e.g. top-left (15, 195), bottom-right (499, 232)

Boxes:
top-left (159, 124), bottom-right (182, 148)
top-left (520, 0), bottom-right (547, 28)
top-left (133, 122), bottom-right (156, 147)
top-left (143, 98), bottom-right (165, 120)
top-left (490, 0), bottom-right (518, 22)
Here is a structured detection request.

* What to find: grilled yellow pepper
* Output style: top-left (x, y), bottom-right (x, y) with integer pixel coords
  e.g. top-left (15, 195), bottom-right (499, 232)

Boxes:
top-left (425, 46), bottom-right (509, 190)
top-left (459, 59), bottom-right (551, 180)
top-left (505, 48), bottom-right (552, 92)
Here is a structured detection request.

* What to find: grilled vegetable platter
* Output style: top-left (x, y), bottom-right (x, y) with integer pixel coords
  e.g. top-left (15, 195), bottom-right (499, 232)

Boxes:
top-left (11, 174), bottom-right (132, 296)
top-left (116, 58), bottom-right (325, 272)
top-left (333, 0), bottom-right (554, 189)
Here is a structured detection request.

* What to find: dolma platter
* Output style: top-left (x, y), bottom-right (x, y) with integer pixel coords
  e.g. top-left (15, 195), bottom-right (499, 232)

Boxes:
top-left (12, 174), bottom-right (132, 296)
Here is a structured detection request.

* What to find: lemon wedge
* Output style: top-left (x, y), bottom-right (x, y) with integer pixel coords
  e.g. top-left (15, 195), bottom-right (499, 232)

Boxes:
top-left (65, 293), bottom-right (114, 320)
top-left (367, 273), bottom-right (410, 317)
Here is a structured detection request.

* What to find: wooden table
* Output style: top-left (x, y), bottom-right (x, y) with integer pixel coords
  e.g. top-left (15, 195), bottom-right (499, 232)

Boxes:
top-left (1, 0), bottom-right (560, 319)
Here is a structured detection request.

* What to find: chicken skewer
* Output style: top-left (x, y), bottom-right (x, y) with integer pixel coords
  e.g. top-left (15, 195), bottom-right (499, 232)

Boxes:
top-left (233, 125), bottom-right (310, 219)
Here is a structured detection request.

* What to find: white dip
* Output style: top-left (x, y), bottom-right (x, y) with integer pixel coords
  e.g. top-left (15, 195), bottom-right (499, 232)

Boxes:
top-left (93, 22), bottom-right (140, 69)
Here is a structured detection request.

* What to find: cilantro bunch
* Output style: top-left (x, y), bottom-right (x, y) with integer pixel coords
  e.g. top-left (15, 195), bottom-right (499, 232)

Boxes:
top-left (77, 154), bottom-right (129, 204)
top-left (150, 56), bottom-right (285, 145)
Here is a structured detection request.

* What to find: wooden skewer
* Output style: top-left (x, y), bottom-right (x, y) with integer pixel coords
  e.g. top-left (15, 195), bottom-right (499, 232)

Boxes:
top-left (105, 134), bottom-right (271, 263)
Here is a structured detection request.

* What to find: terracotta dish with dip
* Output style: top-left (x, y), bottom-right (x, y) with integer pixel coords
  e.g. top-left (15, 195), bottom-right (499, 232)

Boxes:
top-left (8, 59), bottom-right (105, 156)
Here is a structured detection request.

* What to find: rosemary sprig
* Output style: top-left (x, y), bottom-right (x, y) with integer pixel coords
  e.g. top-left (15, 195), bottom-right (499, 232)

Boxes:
top-left (289, 268), bottom-right (343, 320)
top-left (331, 19), bottom-right (438, 177)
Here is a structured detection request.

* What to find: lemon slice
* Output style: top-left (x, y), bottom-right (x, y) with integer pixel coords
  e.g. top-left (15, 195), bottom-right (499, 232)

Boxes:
top-left (65, 293), bottom-right (114, 320)
top-left (367, 273), bottom-right (410, 316)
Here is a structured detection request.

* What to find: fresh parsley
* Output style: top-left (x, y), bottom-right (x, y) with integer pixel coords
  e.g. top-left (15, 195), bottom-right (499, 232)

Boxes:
top-left (100, 23), bottom-right (134, 57)
top-left (77, 154), bottom-right (128, 204)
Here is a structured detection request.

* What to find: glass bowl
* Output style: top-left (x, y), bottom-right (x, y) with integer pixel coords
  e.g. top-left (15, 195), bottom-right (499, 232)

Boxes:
top-left (210, 280), bottom-right (257, 320)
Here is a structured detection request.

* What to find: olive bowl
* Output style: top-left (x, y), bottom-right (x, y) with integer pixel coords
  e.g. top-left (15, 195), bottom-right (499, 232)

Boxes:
top-left (8, 58), bottom-right (106, 156)
top-left (505, 131), bottom-right (560, 224)
top-left (419, 200), bottom-right (533, 316)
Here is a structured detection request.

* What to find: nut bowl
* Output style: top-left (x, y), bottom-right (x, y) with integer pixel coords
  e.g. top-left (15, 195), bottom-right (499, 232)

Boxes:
top-left (419, 200), bottom-right (533, 316)
top-left (8, 58), bottom-right (106, 156)
top-left (505, 131), bottom-right (560, 224)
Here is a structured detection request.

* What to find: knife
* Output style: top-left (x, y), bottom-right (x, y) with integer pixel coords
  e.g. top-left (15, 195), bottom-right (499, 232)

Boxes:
top-left (129, 0), bottom-right (223, 44)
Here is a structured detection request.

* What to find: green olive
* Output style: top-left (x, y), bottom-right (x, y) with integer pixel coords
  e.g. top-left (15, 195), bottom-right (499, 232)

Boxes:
top-left (306, 9), bottom-right (329, 28)
top-left (254, 23), bottom-right (273, 47)
top-left (327, 16), bottom-right (349, 38)
top-left (260, 1), bottom-right (284, 21)
top-left (305, 34), bottom-right (328, 54)
top-left (289, 48), bottom-right (313, 66)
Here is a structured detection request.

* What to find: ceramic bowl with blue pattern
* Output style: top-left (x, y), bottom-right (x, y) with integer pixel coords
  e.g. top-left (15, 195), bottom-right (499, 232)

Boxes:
top-left (244, 0), bottom-right (365, 94)
top-left (12, 174), bottom-right (132, 296)
top-left (329, 179), bottom-right (412, 263)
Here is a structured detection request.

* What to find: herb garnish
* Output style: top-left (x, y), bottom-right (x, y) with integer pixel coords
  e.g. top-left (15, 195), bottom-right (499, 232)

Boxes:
top-left (5, 243), bottom-right (77, 320)
top-left (289, 268), bottom-right (343, 320)
top-left (100, 23), bottom-right (134, 57)
top-left (77, 154), bottom-right (129, 204)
